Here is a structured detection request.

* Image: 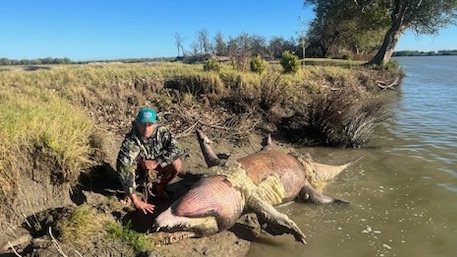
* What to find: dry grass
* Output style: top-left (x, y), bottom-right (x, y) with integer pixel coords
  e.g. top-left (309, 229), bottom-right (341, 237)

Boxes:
top-left (306, 90), bottom-right (389, 147)
top-left (0, 76), bottom-right (100, 211)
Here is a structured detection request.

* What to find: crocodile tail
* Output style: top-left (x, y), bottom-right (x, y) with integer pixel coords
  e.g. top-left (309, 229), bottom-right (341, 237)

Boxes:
top-left (312, 157), bottom-right (362, 181)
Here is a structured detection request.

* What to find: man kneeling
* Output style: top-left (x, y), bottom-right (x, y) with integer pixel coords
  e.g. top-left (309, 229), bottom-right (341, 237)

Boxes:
top-left (116, 107), bottom-right (184, 214)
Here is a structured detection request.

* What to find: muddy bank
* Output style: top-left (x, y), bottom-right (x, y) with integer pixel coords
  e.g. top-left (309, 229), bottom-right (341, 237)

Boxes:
top-left (0, 62), bottom-right (402, 256)
top-left (0, 130), bottom-right (275, 257)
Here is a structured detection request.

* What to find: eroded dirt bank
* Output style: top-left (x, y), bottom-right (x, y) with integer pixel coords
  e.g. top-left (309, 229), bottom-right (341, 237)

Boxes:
top-left (1, 129), bottom-right (286, 257)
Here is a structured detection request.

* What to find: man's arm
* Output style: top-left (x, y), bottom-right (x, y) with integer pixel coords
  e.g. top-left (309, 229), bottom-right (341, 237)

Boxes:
top-left (155, 126), bottom-right (184, 167)
top-left (116, 136), bottom-right (155, 214)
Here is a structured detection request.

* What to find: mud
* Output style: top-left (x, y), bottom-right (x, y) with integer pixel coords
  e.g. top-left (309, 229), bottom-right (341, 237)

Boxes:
top-left (0, 131), bottom-right (272, 257)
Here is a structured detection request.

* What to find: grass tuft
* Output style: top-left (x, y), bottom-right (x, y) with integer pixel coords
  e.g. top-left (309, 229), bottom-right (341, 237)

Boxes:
top-left (58, 204), bottom-right (113, 244)
top-left (106, 222), bottom-right (155, 253)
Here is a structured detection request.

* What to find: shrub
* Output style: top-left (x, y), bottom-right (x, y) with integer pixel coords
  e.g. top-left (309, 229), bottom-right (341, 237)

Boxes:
top-left (280, 51), bottom-right (300, 74)
top-left (380, 60), bottom-right (400, 71)
top-left (250, 55), bottom-right (266, 74)
top-left (366, 60), bottom-right (400, 71)
top-left (203, 57), bottom-right (221, 72)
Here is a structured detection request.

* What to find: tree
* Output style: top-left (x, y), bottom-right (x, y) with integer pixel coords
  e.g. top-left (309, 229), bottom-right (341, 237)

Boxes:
top-left (305, 0), bottom-right (389, 58)
top-left (305, 0), bottom-right (457, 63)
top-left (197, 29), bottom-right (211, 54)
top-left (267, 37), bottom-right (296, 59)
top-left (174, 32), bottom-right (185, 57)
top-left (213, 31), bottom-right (227, 56)
top-left (185, 30), bottom-right (303, 63)
top-left (0, 58), bottom-right (12, 65)
top-left (297, 16), bottom-right (308, 63)
top-left (367, 0), bottom-right (457, 65)
top-left (227, 34), bottom-right (252, 71)
top-left (249, 35), bottom-right (268, 56)
top-left (268, 37), bottom-right (287, 59)
top-left (306, 15), bottom-right (340, 57)
top-left (190, 29), bottom-right (212, 55)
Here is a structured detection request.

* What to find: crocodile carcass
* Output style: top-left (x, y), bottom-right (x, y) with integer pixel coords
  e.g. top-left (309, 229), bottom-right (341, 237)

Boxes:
top-left (153, 129), bottom-right (357, 244)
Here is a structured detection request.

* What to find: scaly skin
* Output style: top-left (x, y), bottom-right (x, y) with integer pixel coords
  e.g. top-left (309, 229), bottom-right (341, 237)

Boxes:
top-left (153, 130), bottom-right (355, 244)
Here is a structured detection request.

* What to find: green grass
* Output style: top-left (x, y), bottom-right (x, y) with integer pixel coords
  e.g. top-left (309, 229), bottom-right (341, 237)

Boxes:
top-left (56, 203), bottom-right (156, 253)
top-left (106, 222), bottom-right (156, 253)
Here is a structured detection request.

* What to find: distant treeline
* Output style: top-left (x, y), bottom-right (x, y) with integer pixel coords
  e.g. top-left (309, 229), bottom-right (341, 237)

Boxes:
top-left (0, 57), bottom-right (73, 66)
top-left (1, 49), bottom-right (456, 66)
top-left (0, 57), bottom-right (174, 66)
top-left (393, 49), bottom-right (457, 56)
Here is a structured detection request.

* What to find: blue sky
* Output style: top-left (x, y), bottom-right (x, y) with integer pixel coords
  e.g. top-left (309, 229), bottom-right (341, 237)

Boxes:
top-left (1, 0), bottom-right (456, 61)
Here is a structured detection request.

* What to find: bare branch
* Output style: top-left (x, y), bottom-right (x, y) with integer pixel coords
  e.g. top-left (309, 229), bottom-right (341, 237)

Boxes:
top-left (49, 227), bottom-right (68, 257)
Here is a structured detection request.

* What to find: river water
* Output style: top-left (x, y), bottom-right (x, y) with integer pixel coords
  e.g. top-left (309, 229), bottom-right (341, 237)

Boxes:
top-left (247, 56), bottom-right (457, 257)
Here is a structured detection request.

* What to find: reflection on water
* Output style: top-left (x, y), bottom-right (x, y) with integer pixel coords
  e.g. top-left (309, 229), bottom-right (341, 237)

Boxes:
top-left (247, 56), bottom-right (457, 257)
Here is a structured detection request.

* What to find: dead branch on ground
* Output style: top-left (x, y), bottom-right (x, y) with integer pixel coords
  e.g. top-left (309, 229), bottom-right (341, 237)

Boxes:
top-left (376, 78), bottom-right (399, 90)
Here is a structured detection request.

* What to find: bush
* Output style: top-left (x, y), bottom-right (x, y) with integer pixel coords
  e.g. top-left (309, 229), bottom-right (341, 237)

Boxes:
top-left (280, 51), bottom-right (300, 74)
top-left (365, 60), bottom-right (400, 71)
top-left (380, 60), bottom-right (400, 71)
top-left (203, 57), bottom-right (221, 72)
top-left (250, 55), bottom-right (266, 74)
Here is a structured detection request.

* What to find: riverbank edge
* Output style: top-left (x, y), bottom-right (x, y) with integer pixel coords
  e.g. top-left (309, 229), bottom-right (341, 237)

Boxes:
top-left (0, 61), bottom-right (403, 256)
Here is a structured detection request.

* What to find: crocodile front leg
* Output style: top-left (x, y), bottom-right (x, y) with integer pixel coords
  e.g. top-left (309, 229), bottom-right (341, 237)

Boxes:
top-left (246, 193), bottom-right (307, 244)
top-left (150, 231), bottom-right (197, 245)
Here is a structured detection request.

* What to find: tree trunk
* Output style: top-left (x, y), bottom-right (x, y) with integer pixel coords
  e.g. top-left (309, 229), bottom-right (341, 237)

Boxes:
top-left (367, 22), bottom-right (406, 65)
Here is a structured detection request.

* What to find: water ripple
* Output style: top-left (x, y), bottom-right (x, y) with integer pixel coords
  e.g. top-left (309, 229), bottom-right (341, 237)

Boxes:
top-left (438, 183), bottom-right (457, 193)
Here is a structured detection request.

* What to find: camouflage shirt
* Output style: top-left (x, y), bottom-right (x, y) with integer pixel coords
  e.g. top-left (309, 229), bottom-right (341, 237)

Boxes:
top-left (116, 122), bottom-right (184, 193)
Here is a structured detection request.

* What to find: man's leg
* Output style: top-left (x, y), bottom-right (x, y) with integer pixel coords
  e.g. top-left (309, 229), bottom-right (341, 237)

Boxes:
top-left (155, 158), bottom-right (182, 199)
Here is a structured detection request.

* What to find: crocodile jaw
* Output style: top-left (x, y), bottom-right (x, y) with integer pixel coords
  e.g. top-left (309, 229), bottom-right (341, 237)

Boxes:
top-left (154, 207), bottom-right (220, 236)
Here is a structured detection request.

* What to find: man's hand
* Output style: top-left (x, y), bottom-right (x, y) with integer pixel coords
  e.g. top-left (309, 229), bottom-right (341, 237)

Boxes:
top-left (133, 199), bottom-right (156, 214)
top-left (124, 193), bottom-right (155, 214)
top-left (142, 159), bottom-right (159, 171)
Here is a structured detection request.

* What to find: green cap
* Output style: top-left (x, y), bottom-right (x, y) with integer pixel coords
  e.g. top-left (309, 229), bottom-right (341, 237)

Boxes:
top-left (136, 107), bottom-right (157, 123)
